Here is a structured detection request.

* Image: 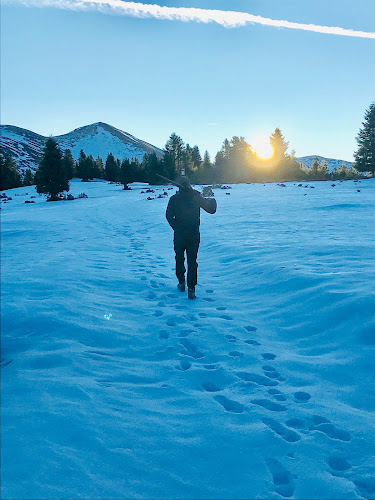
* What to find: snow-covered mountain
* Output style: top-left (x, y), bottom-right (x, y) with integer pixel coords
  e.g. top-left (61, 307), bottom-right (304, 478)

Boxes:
top-left (296, 155), bottom-right (353, 171)
top-left (0, 122), bottom-right (163, 173)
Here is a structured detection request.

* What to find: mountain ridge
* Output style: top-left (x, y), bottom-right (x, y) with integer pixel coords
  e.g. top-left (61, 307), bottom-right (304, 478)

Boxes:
top-left (0, 122), bottom-right (163, 173)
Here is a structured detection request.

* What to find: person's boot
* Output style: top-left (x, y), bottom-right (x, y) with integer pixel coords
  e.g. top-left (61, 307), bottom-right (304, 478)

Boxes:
top-left (177, 280), bottom-right (186, 292)
top-left (188, 287), bottom-right (196, 300)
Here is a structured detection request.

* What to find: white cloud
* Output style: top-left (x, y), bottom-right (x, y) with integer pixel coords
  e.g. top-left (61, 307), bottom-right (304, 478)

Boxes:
top-left (5, 0), bottom-right (375, 39)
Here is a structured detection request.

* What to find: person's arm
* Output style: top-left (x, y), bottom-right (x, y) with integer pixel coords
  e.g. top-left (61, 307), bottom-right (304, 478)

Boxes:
top-left (197, 191), bottom-right (217, 214)
top-left (166, 196), bottom-right (176, 229)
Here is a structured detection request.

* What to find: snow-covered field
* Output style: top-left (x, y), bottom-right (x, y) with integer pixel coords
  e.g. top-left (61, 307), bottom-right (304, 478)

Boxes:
top-left (1, 179), bottom-right (374, 500)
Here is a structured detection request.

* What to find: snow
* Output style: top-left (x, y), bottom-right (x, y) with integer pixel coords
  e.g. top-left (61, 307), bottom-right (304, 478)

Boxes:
top-left (58, 126), bottom-right (146, 162)
top-left (296, 155), bottom-right (353, 171)
top-left (1, 179), bottom-right (375, 499)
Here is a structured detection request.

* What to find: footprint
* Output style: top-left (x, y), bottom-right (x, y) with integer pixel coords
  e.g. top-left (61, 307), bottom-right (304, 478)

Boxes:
top-left (216, 307), bottom-right (227, 311)
top-left (203, 364), bottom-right (220, 370)
top-left (206, 289), bottom-right (214, 294)
top-left (179, 339), bottom-right (205, 359)
top-left (244, 325), bottom-right (258, 332)
top-left (214, 395), bottom-right (244, 414)
top-left (202, 382), bottom-right (222, 392)
top-left (178, 329), bottom-right (194, 338)
top-left (166, 318), bottom-right (176, 327)
top-left (353, 477), bottom-right (375, 498)
top-left (262, 367), bottom-right (281, 379)
top-left (312, 415), bottom-right (330, 425)
top-left (177, 358), bottom-right (191, 371)
top-left (220, 315), bottom-right (233, 321)
top-left (225, 335), bottom-right (237, 343)
top-left (244, 339), bottom-right (260, 346)
top-left (285, 418), bottom-right (305, 429)
top-left (229, 351), bottom-right (244, 358)
top-left (154, 310), bottom-right (164, 317)
top-left (263, 417), bottom-right (301, 443)
top-left (266, 458), bottom-right (295, 498)
top-left (146, 291), bottom-right (157, 300)
top-left (203, 297), bottom-right (215, 302)
top-left (262, 353), bottom-right (277, 360)
top-left (327, 456), bottom-right (351, 472)
top-left (311, 422), bottom-right (351, 442)
top-left (237, 372), bottom-right (279, 387)
top-left (294, 391), bottom-right (311, 402)
top-left (159, 330), bottom-right (169, 340)
top-left (250, 399), bottom-right (287, 412)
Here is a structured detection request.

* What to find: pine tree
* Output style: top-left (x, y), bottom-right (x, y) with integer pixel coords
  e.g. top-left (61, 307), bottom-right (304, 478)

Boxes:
top-left (0, 155), bottom-right (22, 190)
top-left (105, 153), bottom-right (120, 181)
top-left (1, 155), bottom-right (20, 190)
top-left (35, 137), bottom-right (69, 201)
top-left (23, 168), bottom-right (34, 186)
top-left (95, 156), bottom-right (105, 178)
top-left (120, 158), bottom-right (132, 188)
top-left (270, 128), bottom-right (289, 163)
top-left (354, 102), bottom-right (375, 174)
top-left (191, 146), bottom-right (202, 168)
top-left (76, 150), bottom-right (87, 180)
top-left (317, 160), bottom-right (329, 180)
top-left (310, 157), bottom-right (320, 179)
top-left (163, 133), bottom-right (185, 179)
top-left (142, 153), bottom-right (164, 184)
top-left (62, 149), bottom-right (75, 180)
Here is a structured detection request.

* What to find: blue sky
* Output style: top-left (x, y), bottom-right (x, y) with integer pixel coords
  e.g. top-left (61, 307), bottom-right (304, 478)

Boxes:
top-left (1, 0), bottom-right (374, 161)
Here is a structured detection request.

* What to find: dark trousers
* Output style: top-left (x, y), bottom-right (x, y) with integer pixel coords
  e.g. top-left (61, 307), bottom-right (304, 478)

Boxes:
top-left (174, 232), bottom-right (200, 288)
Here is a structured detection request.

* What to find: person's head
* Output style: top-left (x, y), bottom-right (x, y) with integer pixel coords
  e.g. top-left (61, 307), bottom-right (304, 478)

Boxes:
top-left (178, 175), bottom-right (191, 191)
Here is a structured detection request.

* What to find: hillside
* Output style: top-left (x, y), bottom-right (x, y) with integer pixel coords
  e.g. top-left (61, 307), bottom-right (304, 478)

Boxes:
top-left (0, 122), bottom-right (163, 173)
top-left (296, 155), bottom-right (353, 171)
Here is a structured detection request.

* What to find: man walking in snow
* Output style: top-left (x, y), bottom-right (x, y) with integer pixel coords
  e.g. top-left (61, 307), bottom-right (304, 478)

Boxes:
top-left (166, 176), bottom-right (217, 299)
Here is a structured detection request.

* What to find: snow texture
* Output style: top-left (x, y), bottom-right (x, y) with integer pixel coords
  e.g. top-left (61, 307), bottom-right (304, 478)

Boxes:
top-left (1, 179), bottom-right (375, 499)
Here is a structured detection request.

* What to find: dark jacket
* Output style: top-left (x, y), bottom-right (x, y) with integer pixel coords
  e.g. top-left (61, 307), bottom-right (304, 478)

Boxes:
top-left (166, 188), bottom-right (217, 236)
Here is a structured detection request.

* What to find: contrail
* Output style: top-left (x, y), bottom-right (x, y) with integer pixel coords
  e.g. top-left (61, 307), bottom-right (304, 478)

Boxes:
top-left (4, 0), bottom-right (375, 39)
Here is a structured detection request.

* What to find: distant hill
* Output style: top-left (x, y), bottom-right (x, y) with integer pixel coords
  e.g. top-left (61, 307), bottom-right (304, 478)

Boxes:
top-left (0, 122), bottom-right (163, 173)
top-left (296, 155), bottom-right (353, 172)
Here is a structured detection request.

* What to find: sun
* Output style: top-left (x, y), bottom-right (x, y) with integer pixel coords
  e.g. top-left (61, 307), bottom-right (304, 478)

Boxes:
top-left (252, 134), bottom-right (274, 160)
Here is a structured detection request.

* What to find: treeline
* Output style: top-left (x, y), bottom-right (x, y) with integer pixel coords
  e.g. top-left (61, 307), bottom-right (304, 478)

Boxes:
top-left (2, 100), bottom-right (374, 193)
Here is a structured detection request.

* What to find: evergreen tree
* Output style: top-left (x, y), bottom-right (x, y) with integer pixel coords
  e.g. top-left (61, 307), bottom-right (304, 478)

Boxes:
top-left (76, 149), bottom-right (87, 180)
top-left (0, 155), bottom-right (22, 190)
top-left (191, 145), bottom-right (202, 168)
top-left (35, 137), bottom-right (69, 201)
top-left (317, 160), bottom-right (329, 180)
top-left (86, 155), bottom-right (96, 180)
top-left (130, 158), bottom-right (141, 182)
top-left (62, 149), bottom-right (75, 180)
top-left (95, 156), bottom-right (105, 178)
top-left (142, 153), bottom-right (164, 184)
top-left (337, 163), bottom-right (349, 180)
top-left (310, 157), bottom-right (320, 180)
top-left (270, 128), bottom-right (289, 164)
top-left (105, 153), bottom-right (120, 181)
top-left (23, 168), bottom-right (34, 186)
top-left (120, 158), bottom-right (132, 188)
top-left (354, 102), bottom-right (375, 174)
top-left (201, 150), bottom-right (214, 184)
top-left (163, 133), bottom-right (185, 179)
